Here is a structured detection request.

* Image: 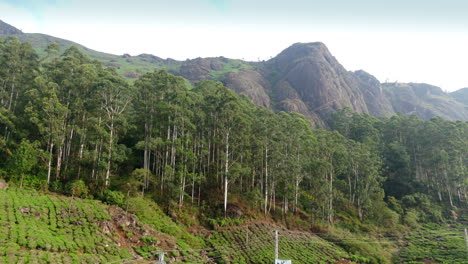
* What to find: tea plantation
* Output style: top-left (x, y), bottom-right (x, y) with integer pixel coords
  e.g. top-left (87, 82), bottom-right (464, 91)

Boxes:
top-left (0, 188), bottom-right (132, 263)
top-left (205, 222), bottom-right (349, 263)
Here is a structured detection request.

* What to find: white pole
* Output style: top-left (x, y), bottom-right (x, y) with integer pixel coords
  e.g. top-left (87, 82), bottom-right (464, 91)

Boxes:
top-left (275, 230), bottom-right (279, 260)
top-left (157, 252), bottom-right (166, 264)
top-left (464, 228), bottom-right (468, 251)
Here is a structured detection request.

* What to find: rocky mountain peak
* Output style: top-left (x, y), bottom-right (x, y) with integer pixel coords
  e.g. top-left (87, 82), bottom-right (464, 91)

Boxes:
top-left (0, 19), bottom-right (23, 35)
top-left (271, 42), bottom-right (336, 71)
top-left (277, 42), bottom-right (329, 57)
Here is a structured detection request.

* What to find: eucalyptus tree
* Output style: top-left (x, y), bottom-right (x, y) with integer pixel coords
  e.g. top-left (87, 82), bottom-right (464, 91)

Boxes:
top-left (96, 69), bottom-right (133, 187)
top-left (313, 130), bottom-right (346, 223)
top-left (345, 141), bottom-right (383, 220)
top-left (25, 77), bottom-right (67, 184)
top-left (41, 46), bottom-right (101, 180)
top-left (194, 80), bottom-right (250, 215)
top-left (0, 37), bottom-right (39, 144)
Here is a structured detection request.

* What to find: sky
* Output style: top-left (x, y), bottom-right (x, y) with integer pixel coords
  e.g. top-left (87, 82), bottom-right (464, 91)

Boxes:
top-left (1, 0), bottom-right (468, 92)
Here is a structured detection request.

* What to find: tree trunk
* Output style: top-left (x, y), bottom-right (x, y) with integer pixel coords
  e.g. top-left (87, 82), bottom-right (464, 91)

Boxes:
top-left (47, 141), bottom-right (54, 185)
top-left (105, 118), bottom-right (114, 187)
top-left (223, 130), bottom-right (230, 217)
top-left (264, 145), bottom-right (269, 215)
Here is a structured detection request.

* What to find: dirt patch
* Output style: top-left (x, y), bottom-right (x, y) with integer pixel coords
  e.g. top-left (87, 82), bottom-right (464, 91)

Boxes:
top-left (0, 179), bottom-right (7, 190)
top-left (99, 206), bottom-right (177, 255)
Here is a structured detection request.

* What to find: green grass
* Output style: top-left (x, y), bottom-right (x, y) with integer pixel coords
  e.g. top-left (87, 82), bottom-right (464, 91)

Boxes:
top-left (208, 59), bottom-right (254, 81)
top-left (125, 197), bottom-right (206, 262)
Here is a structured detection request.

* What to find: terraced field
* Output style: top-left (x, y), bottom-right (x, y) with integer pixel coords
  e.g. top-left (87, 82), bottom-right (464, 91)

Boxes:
top-left (0, 188), bottom-right (130, 263)
top-left (205, 222), bottom-right (349, 264)
top-left (399, 212), bottom-right (468, 264)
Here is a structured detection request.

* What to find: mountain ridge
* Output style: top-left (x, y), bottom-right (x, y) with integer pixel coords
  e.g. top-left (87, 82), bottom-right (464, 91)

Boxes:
top-left (1, 19), bottom-right (467, 123)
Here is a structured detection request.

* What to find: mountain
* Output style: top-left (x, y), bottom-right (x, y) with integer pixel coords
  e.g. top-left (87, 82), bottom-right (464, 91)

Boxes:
top-left (0, 19), bottom-right (23, 35)
top-left (1, 19), bottom-right (467, 123)
top-left (450, 87), bottom-right (468, 105)
top-left (383, 83), bottom-right (468, 121)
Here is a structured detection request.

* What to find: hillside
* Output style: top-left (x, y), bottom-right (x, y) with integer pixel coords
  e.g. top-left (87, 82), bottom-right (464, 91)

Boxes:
top-left (0, 187), bottom-right (212, 263)
top-left (450, 87), bottom-right (468, 105)
top-left (383, 83), bottom-right (468, 121)
top-left (0, 33), bottom-right (467, 264)
top-left (0, 187), bottom-right (369, 263)
top-left (1, 19), bottom-right (467, 124)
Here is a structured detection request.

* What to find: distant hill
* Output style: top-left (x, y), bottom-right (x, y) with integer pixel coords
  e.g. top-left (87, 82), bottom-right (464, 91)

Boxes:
top-left (1, 19), bottom-right (467, 123)
top-left (450, 87), bottom-right (468, 105)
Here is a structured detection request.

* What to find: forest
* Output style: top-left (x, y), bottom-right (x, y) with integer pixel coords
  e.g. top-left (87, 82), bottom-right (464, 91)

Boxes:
top-left (0, 36), bottom-right (467, 256)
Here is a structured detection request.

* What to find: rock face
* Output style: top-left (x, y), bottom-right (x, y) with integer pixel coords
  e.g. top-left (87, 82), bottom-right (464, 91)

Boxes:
top-left (265, 43), bottom-right (370, 123)
top-left (0, 20), bottom-right (23, 35)
top-left (353, 70), bottom-right (395, 117)
top-left (223, 70), bottom-right (271, 107)
top-left (164, 42), bottom-right (468, 124)
top-left (384, 83), bottom-right (468, 121)
top-left (175, 57), bottom-right (224, 82)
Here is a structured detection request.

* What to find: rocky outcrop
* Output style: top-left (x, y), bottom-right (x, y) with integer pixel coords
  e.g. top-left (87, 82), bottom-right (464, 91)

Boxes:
top-left (171, 42), bottom-right (468, 123)
top-left (384, 83), bottom-right (468, 121)
top-left (265, 42), bottom-right (369, 123)
top-left (0, 20), bottom-right (23, 35)
top-left (223, 70), bottom-right (271, 107)
top-left (2, 17), bottom-right (467, 123)
top-left (353, 70), bottom-right (395, 117)
top-left (175, 58), bottom-right (224, 82)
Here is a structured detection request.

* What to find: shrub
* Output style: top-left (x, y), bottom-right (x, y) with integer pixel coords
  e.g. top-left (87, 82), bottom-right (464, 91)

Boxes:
top-left (67, 180), bottom-right (89, 198)
top-left (140, 236), bottom-right (158, 244)
top-left (403, 209), bottom-right (420, 228)
top-left (102, 190), bottom-right (125, 207)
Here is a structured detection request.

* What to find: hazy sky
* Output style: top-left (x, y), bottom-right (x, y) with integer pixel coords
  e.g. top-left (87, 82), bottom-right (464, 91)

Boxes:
top-left (1, 0), bottom-right (468, 91)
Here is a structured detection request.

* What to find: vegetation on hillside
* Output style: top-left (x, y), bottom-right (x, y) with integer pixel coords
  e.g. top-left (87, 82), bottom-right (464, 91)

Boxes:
top-left (0, 36), bottom-right (467, 263)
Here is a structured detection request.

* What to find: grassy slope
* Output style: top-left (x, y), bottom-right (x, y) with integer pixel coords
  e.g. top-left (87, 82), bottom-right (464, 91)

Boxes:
top-left (2, 33), bottom-right (254, 84)
top-left (450, 88), bottom-right (468, 105)
top-left (398, 212), bottom-right (468, 264)
top-left (0, 188), bottom-right (129, 263)
top-left (0, 187), bottom-right (363, 264)
top-left (0, 33), bottom-right (182, 80)
top-left (1, 188), bottom-right (467, 264)
top-left (206, 222), bottom-right (349, 264)
top-left (0, 188), bottom-right (207, 263)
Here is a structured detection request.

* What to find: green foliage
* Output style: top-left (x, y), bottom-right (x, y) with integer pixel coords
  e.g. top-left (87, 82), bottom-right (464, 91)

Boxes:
top-left (0, 188), bottom-right (124, 263)
top-left (0, 36), bottom-right (467, 264)
top-left (102, 189), bottom-right (125, 207)
top-left (399, 223), bottom-right (467, 264)
top-left (133, 245), bottom-right (158, 259)
top-left (403, 209), bottom-right (420, 228)
top-left (66, 180), bottom-right (89, 198)
top-left (402, 193), bottom-right (443, 223)
top-left (140, 236), bottom-right (158, 244)
top-left (206, 223), bottom-right (349, 263)
top-left (126, 197), bottom-right (204, 248)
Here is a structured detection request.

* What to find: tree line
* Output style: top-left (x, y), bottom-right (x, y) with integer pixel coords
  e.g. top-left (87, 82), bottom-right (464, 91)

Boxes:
top-left (0, 36), bottom-right (466, 226)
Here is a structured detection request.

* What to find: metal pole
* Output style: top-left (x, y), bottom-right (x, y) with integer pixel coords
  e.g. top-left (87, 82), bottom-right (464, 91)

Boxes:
top-left (156, 252), bottom-right (166, 264)
top-left (464, 228), bottom-right (468, 251)
top-left (275, 230), bottom-right (279, 260)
